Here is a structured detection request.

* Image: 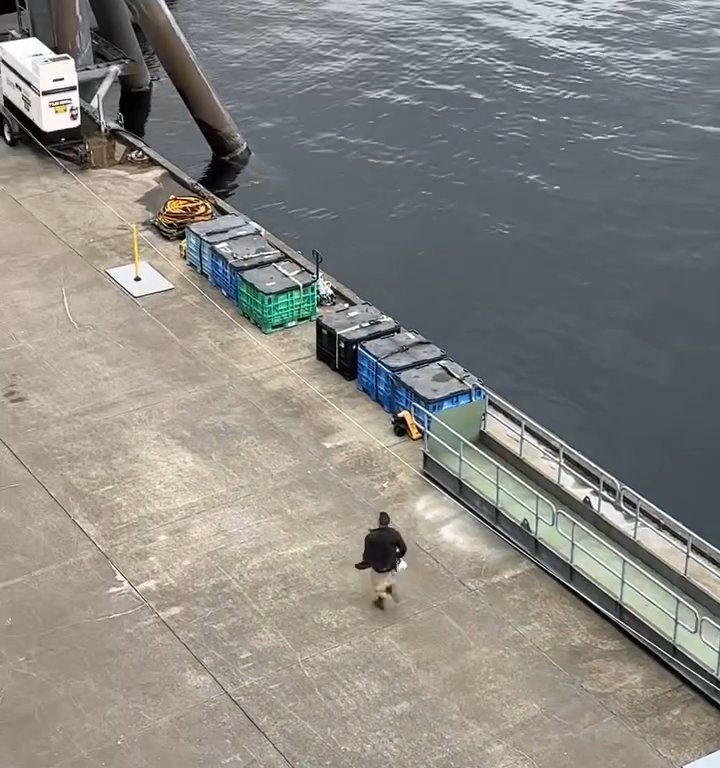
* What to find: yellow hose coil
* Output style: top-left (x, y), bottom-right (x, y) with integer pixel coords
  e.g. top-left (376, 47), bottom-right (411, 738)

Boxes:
top-left (153, 195), bottom-right (214, 239)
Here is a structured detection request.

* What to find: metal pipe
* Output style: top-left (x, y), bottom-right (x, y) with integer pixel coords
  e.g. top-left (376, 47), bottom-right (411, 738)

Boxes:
top-left (53, 0), bottom-right (94, 68)
top-left (25, 0), bottom-right (55, 47)
top-left (88, 0), bottom-right (151, 91)
top-left (90, 63), bottom-right (122, 131)
top-left (117, 85), bottom-right (152, 138)
top-left (124, 0), bottom-right (250, 162)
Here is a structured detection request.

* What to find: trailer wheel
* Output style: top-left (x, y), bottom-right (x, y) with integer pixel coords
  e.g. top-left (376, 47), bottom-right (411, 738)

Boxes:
top-left (1, 116), bottom-right (18, 147)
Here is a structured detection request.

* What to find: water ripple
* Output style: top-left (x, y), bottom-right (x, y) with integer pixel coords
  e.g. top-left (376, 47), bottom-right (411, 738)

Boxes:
top-left (146, 0), bottom-right (720, 540)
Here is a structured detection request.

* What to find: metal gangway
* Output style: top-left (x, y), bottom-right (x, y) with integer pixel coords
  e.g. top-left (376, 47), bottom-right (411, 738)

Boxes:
top-left (417, 395), bottom-right (720, 704)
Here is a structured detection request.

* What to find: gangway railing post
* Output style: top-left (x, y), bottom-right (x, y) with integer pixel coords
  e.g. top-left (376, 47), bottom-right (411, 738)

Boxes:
top-left (557, 445), bottom-right (564, 483)
top-left (672, 599), bottom-right (681, 648)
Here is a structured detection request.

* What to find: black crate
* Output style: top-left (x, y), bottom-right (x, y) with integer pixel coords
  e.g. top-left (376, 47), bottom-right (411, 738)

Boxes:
top-left (316, 303), bottom-right (400, 380)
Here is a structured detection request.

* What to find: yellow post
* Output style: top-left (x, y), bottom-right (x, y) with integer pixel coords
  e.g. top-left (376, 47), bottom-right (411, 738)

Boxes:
top-left (132, 224), bottom-right (141, 282)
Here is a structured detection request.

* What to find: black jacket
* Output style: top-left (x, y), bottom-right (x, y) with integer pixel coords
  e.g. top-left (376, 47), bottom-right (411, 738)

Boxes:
top-left (361, 526), bottom-right (407, 573)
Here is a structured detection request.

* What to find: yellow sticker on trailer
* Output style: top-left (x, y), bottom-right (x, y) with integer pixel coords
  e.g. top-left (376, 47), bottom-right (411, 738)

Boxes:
top-left (53, 104), bottom-right (67, 114)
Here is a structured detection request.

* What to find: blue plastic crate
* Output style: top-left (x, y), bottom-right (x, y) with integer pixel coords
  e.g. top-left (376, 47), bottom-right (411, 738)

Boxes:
top-left (357, 330), bottom-right (446, 412)
top-left (393, 360), bottom-right (484, 430)
top-left (185, 232), bottom-right (203, 272)
top-left (211, 258), bottom-right (233, 298)
top-left (185, 215), bottom-right (260, 278)
top-left (209, 254), bottom-right (225, 289)
top-left (211, 234), bottom-right (282, 301)
top-left (200, 240), bottom-right (214, 278)
top-left (187, 236), bottom-right (214, 277)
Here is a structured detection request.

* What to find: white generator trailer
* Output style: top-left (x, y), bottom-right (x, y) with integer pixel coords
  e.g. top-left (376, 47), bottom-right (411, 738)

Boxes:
top-left (0, 37), bottom-right (85, 161)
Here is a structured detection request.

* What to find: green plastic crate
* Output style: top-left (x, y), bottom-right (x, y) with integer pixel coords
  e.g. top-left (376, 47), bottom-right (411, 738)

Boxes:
top-left (238, 260), bottom-right (317, 333)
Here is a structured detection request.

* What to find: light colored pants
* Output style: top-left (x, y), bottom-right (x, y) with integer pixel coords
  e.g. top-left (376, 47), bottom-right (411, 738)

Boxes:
top-left (370, 569), bottom-right (395, 604)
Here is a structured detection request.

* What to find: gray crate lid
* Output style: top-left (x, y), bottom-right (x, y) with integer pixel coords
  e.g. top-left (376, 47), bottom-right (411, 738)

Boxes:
top-left (396, 360), bottom-right (482, 402)
top-left (242, 260), bottom-right (315, 295)
top-left (187, 214), bottom-right (260, 239)
top-left (202, 225), bottom-right (260, 245)
top-left (319, 303), bottom-right (397, 340)
top-left (215, 233), bottom-right (277, 260)
top-left (214, 234), bottom-right (283, 269)
top-left (361, 330), bottom-right (445, 371)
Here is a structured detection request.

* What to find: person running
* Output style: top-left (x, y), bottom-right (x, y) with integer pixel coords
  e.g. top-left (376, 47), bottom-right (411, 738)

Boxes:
top-left (355, 511), bottom-right (407, 610)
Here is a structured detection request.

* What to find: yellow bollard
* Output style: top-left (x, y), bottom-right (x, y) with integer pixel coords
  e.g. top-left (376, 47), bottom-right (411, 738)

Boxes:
top-left (132, 224), bottom-right (141, 282)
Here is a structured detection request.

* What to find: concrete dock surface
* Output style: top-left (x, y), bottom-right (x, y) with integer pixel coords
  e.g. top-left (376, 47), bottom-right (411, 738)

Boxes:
top-left (1, 142), bottom-right (718, 768)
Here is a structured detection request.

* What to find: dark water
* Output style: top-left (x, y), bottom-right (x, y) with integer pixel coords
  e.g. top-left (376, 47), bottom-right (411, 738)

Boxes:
top-left (139, 0), bottom-right (720, 542)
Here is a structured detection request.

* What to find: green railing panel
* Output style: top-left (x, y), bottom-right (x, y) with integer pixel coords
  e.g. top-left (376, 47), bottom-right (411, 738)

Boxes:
top-left (426, 430), bottom-right (460, 475)
top-left (434, 398), bottom-right (486, 443)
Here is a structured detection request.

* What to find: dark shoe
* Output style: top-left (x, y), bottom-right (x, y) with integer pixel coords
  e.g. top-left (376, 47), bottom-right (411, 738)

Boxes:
top-left (373, 597), bottom-right (385, 610)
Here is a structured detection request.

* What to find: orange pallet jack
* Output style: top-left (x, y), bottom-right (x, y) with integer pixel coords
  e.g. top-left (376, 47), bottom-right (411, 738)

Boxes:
top-left (391, 410), bottom-right (422, 440)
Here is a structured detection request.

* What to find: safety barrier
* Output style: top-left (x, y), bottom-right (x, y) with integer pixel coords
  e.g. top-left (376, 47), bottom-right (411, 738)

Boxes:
top-left (414, 402), bottom-right (720, 683)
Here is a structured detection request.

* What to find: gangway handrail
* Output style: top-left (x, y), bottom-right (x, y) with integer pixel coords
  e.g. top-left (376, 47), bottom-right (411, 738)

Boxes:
top-left (413, 402), bottom-right (720, 677)
top-left (483, 387), bottom-right (623, 498)
top-left (481, 387), bottom-right (720, 581)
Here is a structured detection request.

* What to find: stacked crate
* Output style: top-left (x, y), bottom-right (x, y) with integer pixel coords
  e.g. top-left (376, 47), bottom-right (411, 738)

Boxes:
top-left (356, 330), bottom-right (446, 412)
top-left (393, 360), bottom-right (484, 430)
top-left (204, 225), bottom-right (262, 286)
top-left (316, 304), bottom-right (400, 381)
top-left (238, 260), bottom-right (318, 333)
top-left (211, 233), bottom-right (283, 301)
top-left (185, 215), bottom-right (259, 277)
